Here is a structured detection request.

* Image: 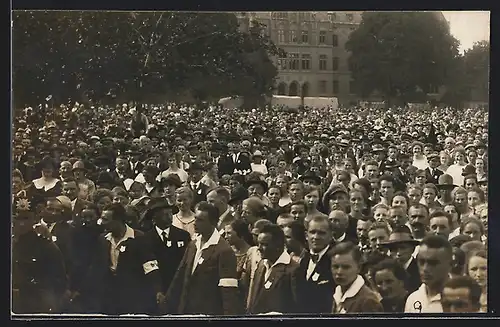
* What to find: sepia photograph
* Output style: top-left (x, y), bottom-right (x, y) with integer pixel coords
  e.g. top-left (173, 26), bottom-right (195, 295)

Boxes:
top-left (11, 10), bottom-right (490, 318)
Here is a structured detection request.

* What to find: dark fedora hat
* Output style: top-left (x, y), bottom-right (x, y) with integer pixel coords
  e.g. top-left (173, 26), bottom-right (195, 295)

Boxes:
top-left (299, 170), bottom-right (322, 185)
top-left (437, 174), bottom-right (458, 189)
top-left (160, 174), bottom-right (182, 188)
top-left (244, 175), bottom-right (268, 193)
top-left (461, 165), bottom-right (476, 177)
top-left (380, 228), bottom-right (420, 248)
top-left (143, 197), bottom-right (179, 222)
top-left (188, 162), bottom-right (204, 172)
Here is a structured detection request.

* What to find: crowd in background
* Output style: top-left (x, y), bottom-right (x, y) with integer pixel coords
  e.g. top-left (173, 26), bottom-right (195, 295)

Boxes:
top-left (12, 102), bottom-right (488, 315)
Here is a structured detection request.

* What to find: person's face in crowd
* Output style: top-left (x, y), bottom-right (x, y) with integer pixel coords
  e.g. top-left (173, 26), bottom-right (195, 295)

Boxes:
top-left (437, 134), bottom-right (444, 144)
top-left (464, 178), bottom-right (477, 191)
top-left (365, 164), bottom-right (379, 179)
top-left (267, 187), bottom-right (281, 206)
top-left (413, 145), bottom-right (423, 156)
top-left (220, 175), bottom-right (231, 186)
top-left (290, 204), bottom-right (306, 222)
top-left (150, 207), bottom-right (173, 231)
top-left (424, 146), bottom-right (433, 157)
top-left (163, 183), bottom-right (177, 198)
top-left (12, 175), bottom-right (23, 194)
top-left (462, 221), bottom-right (482, 241)
top-left (142, 169), bottom-right (157, 184)
top-left (475, 158), bottom-right (485, 172)
top-left (225, 224), bottom-right (242, 246)
top-left (343, 159), bottom-right (353, 172)
top-left (333, 152), bottom-right (342, 164)
top-left (429, 216), bottom-right (451, 239)
top-left (283, 226), bottom-right (301, 254)
top-left (241, 141), bottom-right (251, 153)
top-left (442, 286), bottom-right (480, 313)
top-left (443, 205), bottom-right (459, 229)
top-left (454, 192), bottom-right (468, 212)
top-left (328, 210), bottom-right (348, 235)
top-left (329, 192), bottom-right (349, 212)
top-left (423, 187), bottom-right (437, 205)
top-left (96, 195), bottom-right (112, 213)
top-left (116, 158), bottom-right (128, 173)
top-left (331, 251), bottom-right (360, 289)
top-left (73, 167), bottom-right (86, 180)
top-left (289, 183), bottom-right (304, 202)
top-left (79, 208), bottom-right (98, 226)
top-left (194, 209), bottom-right (214, 236)
top-left (476, 147), bottom-right (485, 156)
top-left (258, 232), bottom-right (283, 262)
top-left (21, 138), bottom-right (31, 148)
top-left (349, 191), bottom-right (365, 213)
top-left (276, 216), bottom-right (294, 230)
top-left (241, 203), bottom-right (259, 225)
top-left (248, 184), bottom-right (265, 198)
top-left (417, 244), bottom-right (452, 290)
top-left (175, 192), bottom-right (192, 212)
top-left (62, 181), bottom-right (79, 201)
top-left (445, 139), bottom-right (455, 150)
top-left (275, 176), bottom-right (288, 193)
top-left (467, 191), bottom-right (482, 208)
top-left (41, 166), bottom-right (54, 179)
top-left (268, 166), bottom-right (277, 177)
top-left (374, 207), bottom-right (389, 223)
top-left (375, 150), bottom-right (385, 162)
top-left (356, 220), bottom-right (372, 242)
top-left (367, 132), bottom-right (374, 140)
top-left (128, 184), bottom-right (144, 200)
top-left (391, 241), bottom-right (415, 267)
top-left (389, 207), bottom-right (407, 229)
top-left (380, 180), bottom-right (394, 200)
top-left (415, 172), bottom-right (426, 186)
top-left (177, 145), bottom-right (186, 154)
top-left (455, 152), bottom-right (466, 165)
top-left (391, 195), bottom-right (408, 213)
top-left (44, 199), bottom-right (64, 224)
top-left (467, 151), bottom-right (477, 165)
top-left (167, 157), bottom-right (178, 168)
top-left (304, 190), bottom-right (320, 209)
top-left (429, 157), bottom-right (440, 169)
top-left (14, 144), bottom-right (23, 157)
top-left (374, 268), bottom-right (407, 301)
top-left (401, 157), bottom-right (412, 170)
top-left (387, 148), bottom-right (398, 160)
top-left (477, 207), bottom-right (488, 234)
top-left (307, 219), bottom-right (332, 252)
top-left (100, 209), bottom-right (124, 235)
top-left (207, 191), bottom-right (224, 212)
top-left (440, 153), bottom-right (450, 166)
top-left (468, 255), bottom-right (487, 289)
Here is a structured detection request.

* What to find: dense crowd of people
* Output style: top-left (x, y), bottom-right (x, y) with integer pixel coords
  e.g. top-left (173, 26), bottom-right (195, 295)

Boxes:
top-left (12, 102), bottom-right (488, 315)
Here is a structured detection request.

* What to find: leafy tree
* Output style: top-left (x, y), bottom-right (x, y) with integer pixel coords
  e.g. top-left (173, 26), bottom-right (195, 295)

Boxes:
top-left (346, 12), bottom-right (460, 107)
top-left (463, 40), bottom-right (489, 102)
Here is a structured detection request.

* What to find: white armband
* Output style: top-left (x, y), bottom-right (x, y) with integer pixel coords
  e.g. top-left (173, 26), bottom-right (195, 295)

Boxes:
top-left (143, 260), bottom-right (159, 275)
top-left (218, 278), bottom-right (238, 287)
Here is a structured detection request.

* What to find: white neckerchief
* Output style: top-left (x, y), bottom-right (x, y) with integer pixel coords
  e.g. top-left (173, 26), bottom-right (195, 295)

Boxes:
top-left (333, 233), bottom-right (346, 243)
top-left (333, 275), bottom-right (365, 313)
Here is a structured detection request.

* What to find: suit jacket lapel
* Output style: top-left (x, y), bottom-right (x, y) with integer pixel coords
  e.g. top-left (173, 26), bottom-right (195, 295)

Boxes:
top-left (268, 264), bottom-right (287, 287)
top-left (250, 262), bottom-right (266, 308)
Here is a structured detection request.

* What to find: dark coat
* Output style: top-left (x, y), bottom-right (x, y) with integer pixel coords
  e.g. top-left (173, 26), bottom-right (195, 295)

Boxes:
top-left (108, 170), bottom-right (134, 189)
top-left (331, 284), bottom-right (383, 313)
top-left (247, 258), bottom-right (299, 314)
top-left (188, 181), bottom-right (210, 206)
top-left (233, 152), bottom-right (252, 175)
top-left (72, 198), bottom-right (93, 221)
top-left (12, 231), bottom-right (68, 314)
top-left (406, 258), bottom-right (422, 294)
top-left (217, 154), bottom-right (236, 178)
top-left (130, 161), bottom-right (145, 179)
top-left (217, 209), bottom-right (236, 232)
top-left (164, 233), bottom-right (243, 315)
top-left (84, 229), bottom-right (160, 314)
top-left (425, 167), bottom-right (445, 185)
top-left (139, 226), bottom-right (191, 294)
top-left (50, 221), bottom-right (76, 282)
top-left (295, 249), bottom-right (336, 314)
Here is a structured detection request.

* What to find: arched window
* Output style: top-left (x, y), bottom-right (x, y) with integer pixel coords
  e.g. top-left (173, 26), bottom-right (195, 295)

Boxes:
top-left (289, 81), bottom-right (299, 96)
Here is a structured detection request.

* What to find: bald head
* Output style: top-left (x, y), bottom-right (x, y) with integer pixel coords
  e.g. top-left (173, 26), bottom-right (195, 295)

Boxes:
top-left (328, 210), bottom-right (349, 233)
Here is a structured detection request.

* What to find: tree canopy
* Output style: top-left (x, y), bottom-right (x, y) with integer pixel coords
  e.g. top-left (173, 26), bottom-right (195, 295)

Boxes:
top-left (13, 11), bottom-right (283, 106)
top-left (346, 12), bottom-right (460, 106)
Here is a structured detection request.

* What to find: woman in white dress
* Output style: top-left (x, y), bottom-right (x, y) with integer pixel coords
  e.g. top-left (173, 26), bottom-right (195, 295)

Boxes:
top-left (446, 149), bottom-right (468, 186)
top-left (411, 141), bottom-right (429, 170)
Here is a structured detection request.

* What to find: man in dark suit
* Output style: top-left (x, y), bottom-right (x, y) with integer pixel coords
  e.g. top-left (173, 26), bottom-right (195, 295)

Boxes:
top-left (380, 226), bottom-right (421, 294)
top-left (187, 162), bottom-right (210, 206)
top-left (85, 203), bottom-right (160, 314)
top-left (164, 202), bottom-right (242, 315)
top-left (217, 144), bottom-right (235, 178)
top-left (206, 187), bottom-right (235, 233)
top-left (127, 148), bottom-right (145, 179)
top-left (295, 216), bottom-right (335, 314)
top-left (139, 198), bottom-right (191, 313)
top-left (61, 178), bottom-right (92, 221)
top-left (233, 143), bottom-right (252, 176)
top-left (109, 156), bottom-right (134, 189)
top-left (247, 224), bottom-right (299, 314)
top-left (425, 152), bottom-right (444, 185)
top-left (329, 210), bottom-right (358, 246)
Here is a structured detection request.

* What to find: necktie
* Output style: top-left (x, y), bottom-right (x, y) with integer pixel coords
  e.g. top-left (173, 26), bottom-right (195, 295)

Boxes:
top-left (310, 253), bottom-right (320, 264)
top-left (161, 231), bottom-right (168, 244)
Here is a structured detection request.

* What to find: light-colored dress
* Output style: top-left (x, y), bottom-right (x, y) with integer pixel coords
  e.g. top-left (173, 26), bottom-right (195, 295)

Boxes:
top-left (172, 213), bottom-right (196, 239)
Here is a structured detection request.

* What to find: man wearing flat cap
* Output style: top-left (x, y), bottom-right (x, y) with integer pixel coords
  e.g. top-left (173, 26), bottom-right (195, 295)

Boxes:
top-left (138, 198), bottom-right (191, 314)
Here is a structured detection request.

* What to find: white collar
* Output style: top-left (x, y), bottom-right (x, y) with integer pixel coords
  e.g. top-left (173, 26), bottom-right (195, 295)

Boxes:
top-left (71, 198), bottom-right (77, 205)
top-left (263, 250), bottom-right (291, 270)
top-left (40, 219), bottom-right (54, 227)
top-left (155, 225), bottom-right (170, 239)
top-left (195, 228), bottom-right (220, 251)
top-left (105, 224), bottom-right (135, 246)
top-left (310, 245), bottom-right (330, 262)
top-left (418, 283), bottom-right (442, 303)
top-left (404, 256), bottom-right (413, 270)
top-left (33, 178), bottom-right (59, 190)
top-left (333, 275), bottom-right (365, 305)
top-left (333, 233), bottom-right (346, 243)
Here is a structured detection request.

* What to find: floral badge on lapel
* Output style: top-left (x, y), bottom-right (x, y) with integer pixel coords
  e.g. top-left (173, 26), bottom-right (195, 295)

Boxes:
top-left (198, 257), bottom-right (204, 265)
top-left (119, 245), bottom-right (127, 252)
top-left (197, 189), bottom-right (202, 195)
top-left (312, 272), bottom-right (320, 281)
top-left (177, 241), bottom-right (184, 247)
top-left (167, 240), bottom-right (172, 247)
top-left (264, 280), bottom-right (272, 289)
top-left (51, 235), bottom-right (57, 242)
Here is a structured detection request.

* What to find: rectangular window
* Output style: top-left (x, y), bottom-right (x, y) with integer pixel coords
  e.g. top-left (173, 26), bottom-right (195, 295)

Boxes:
top-left (319, 54), bottom-right (327, 71)
top-left (288, 53), bottom-right (300, 71)
top-left (277, 55), bottom-right (287, 70)
top-left (333, 80), bottom-right (339, 94)
top-left (301, 30), bottom-right (309, 43)
top-left (332, 57), bottom-right (339, 71)
top-left (319, 80), bottom-right (327, 94)
top-left (319, 31), bottom-right (326, 44)
top-left (290, 30), bottom-right (297, 43)
top-left (332, 34), bottom-right (338, 47)
top-left (349, 80), bottom-right (356, 94)
top-left (301, 54), bottom-right (311, 70)
top-left (278, 29), bottom-right (285, 43)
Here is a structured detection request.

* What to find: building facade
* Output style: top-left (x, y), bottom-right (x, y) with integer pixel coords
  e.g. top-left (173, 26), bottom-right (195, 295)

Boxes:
top-left (236, 11), bottom-right (363, 106)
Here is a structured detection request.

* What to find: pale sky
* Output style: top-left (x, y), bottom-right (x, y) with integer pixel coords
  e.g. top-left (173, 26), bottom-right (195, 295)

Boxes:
top-left (441, 11), bottom-right (490, 53)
